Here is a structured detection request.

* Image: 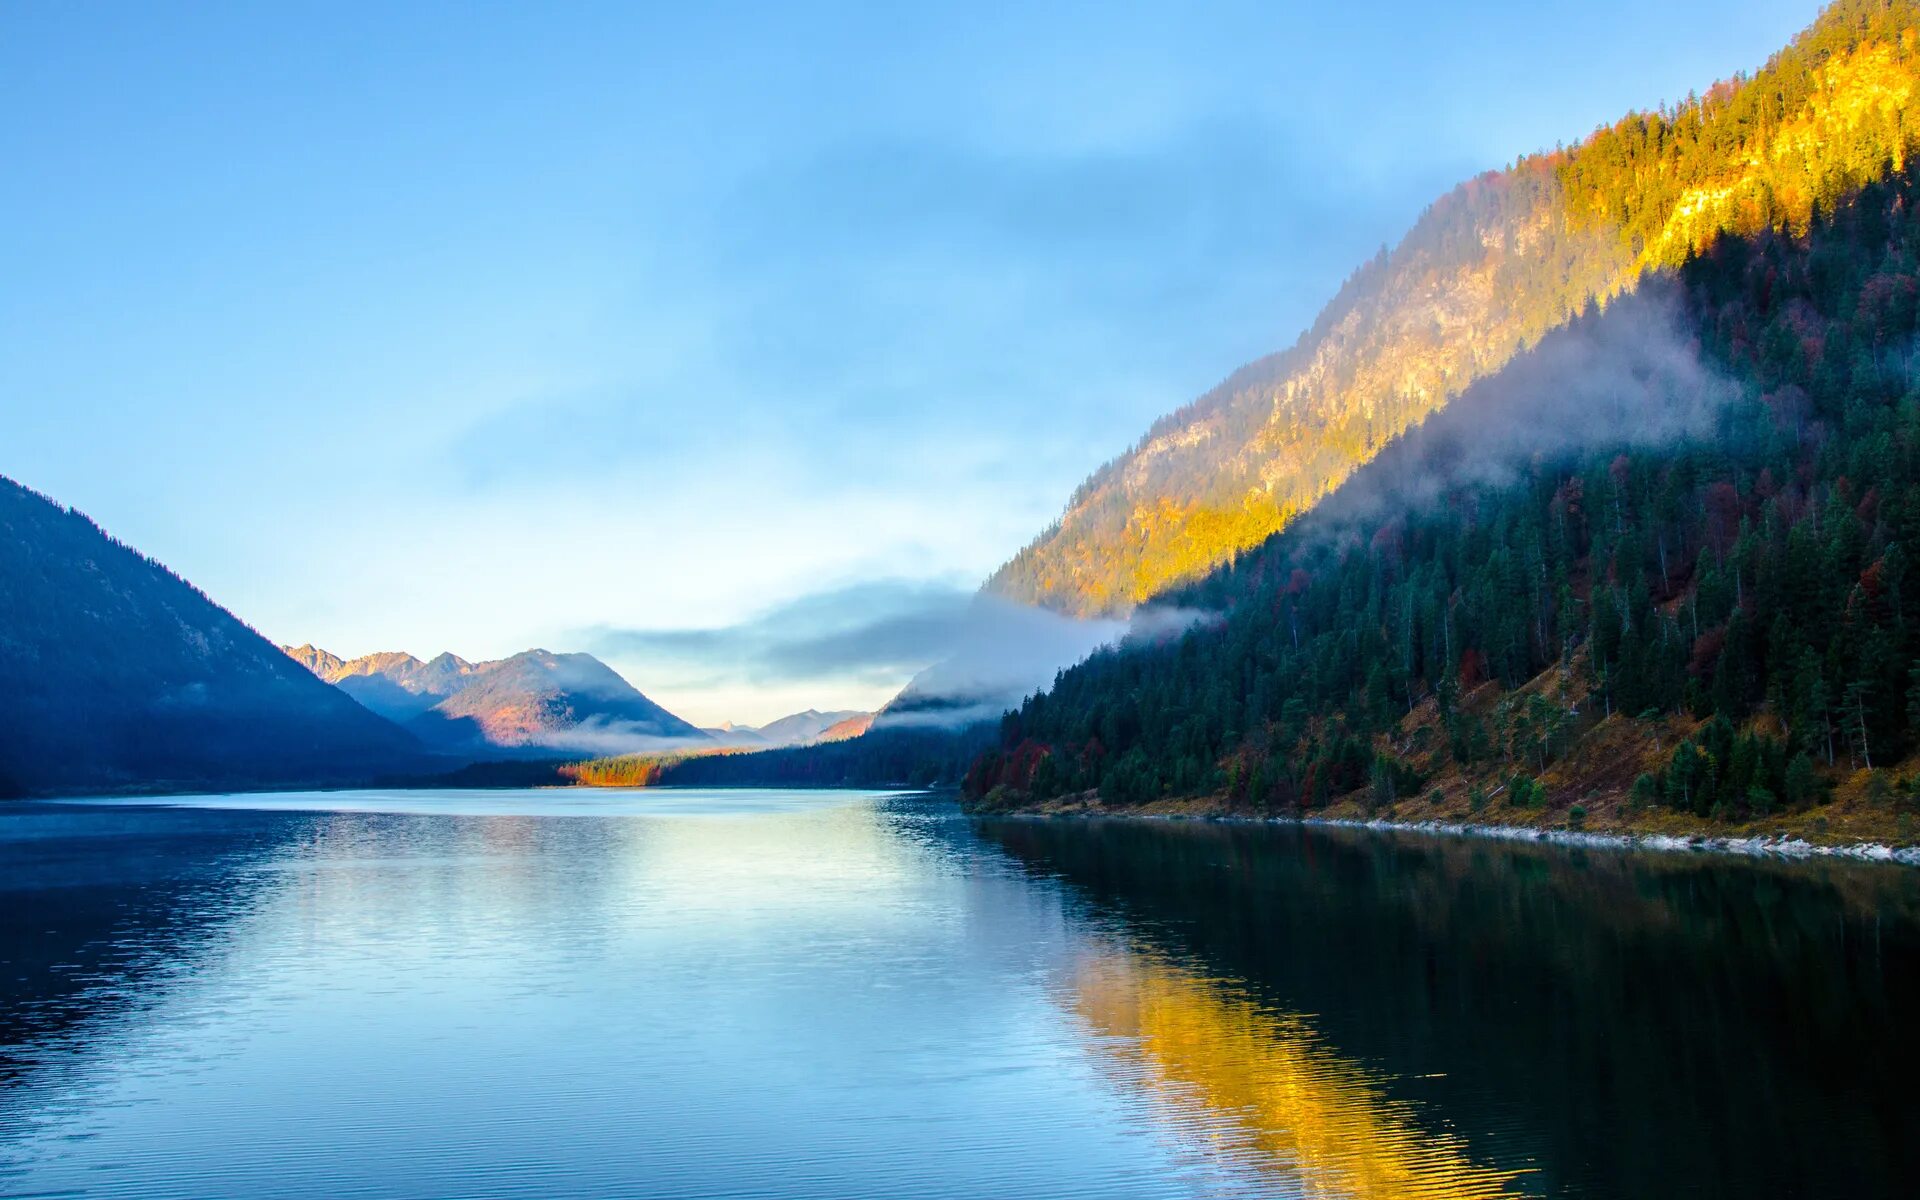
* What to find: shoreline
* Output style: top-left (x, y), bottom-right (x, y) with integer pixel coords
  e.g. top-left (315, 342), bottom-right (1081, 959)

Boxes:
top-left (19, 779), bottom-right (1917, 866)
top-left (973, 800), bottom-right (1920, 868)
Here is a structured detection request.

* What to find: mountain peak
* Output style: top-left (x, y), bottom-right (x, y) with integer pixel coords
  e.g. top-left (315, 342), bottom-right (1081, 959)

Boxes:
top-left (703, 709), bottom-right (873, 749)
top-left (284, 642), bottom-right (705, 754)
top-left (283, 643), bottom-right (346, 678)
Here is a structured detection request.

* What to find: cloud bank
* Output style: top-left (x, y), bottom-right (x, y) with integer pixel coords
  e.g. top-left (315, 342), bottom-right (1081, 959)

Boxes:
top-left (585, 580), bottom-right (1215, 729)
top-left (1302, 283), bottom-right (1742, 538)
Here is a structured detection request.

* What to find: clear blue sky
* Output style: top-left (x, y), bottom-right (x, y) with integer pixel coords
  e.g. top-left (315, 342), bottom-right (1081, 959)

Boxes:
top-left (0, 0), bottom-right (1818, 724)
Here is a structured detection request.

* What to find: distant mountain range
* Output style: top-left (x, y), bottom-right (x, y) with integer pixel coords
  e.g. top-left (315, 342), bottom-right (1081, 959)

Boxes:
top-left (0, 476), bottom-right (427, 795)
top-left (284, 645), bottom-right (706, 755)
top-left (283, 645), bottom-right (479, 720)
top-left (702, 710), bottom-right (871, 748)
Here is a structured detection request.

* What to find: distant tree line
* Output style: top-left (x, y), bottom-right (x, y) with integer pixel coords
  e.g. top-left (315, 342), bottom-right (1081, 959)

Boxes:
top-left (653, 725), bottom-right (993, 790)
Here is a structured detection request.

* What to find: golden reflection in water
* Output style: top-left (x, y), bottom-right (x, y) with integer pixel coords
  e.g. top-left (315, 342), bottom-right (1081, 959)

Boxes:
top-left (1068, 946), bottom-right (1530, 1199)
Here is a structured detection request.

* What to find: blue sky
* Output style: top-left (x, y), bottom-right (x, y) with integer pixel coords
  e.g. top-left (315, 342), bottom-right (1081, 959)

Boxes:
top-left (1, 0), bottom-right (1817, 724)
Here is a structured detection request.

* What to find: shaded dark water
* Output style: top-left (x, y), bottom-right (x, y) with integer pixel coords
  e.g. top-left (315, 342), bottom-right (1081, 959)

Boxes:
top-left (1, 791), bottom-right (1915, 1198)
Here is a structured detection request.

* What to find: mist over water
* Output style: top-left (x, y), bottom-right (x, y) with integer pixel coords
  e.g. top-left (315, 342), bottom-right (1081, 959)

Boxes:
top-left (1, 792), bottom-right (1916, 1199)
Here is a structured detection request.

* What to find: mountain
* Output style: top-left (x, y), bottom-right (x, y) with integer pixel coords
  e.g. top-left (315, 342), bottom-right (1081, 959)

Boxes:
top-left (753, 709), bottom-right (869, 746)
top-left (285, 645), bottom-right (705, 754)
top-left (700, 710), bottom-right (870, 749)
top-left (422, 650), bottom-right (705, 751)
top-left (284, 647), bottom-right (478, 721)
top-left (662, 1), bottom-right (1920, 802)
top-left (702, 722), bottom-right (770, 748)
top-left (968, 144), bottom-right (1920, 840)
top-left (284, 644), bottom-right (345, 677)
top-left (0, 476), bottom-right (425, 794)
top-left (818, 713), bottom-right (873, 742)
top-left (990, 0), bottom-right (1920, 618)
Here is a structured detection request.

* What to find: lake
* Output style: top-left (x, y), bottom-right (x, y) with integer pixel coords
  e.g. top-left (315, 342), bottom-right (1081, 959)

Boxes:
top-left (1, 789), bottom-right (1915, 1198)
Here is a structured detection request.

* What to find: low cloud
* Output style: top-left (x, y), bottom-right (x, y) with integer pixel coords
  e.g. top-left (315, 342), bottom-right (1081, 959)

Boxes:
top-left (525, 717), bottom-right (715, 758)
top-left (586, 580), bottom-right (984, 689)
top-left (1297, 282), bottom-right (1741, 538)
top-left (584, 579), bottom-right (1213, 728)
top-left (876, 597), bottom-right (1127, 728)
top-left (875, 600), bottom-right (1223, 730)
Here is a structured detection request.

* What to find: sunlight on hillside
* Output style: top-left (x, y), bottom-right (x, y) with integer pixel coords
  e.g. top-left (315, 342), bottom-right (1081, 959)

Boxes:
top-left (993, 0), bottom-right (1920, 618)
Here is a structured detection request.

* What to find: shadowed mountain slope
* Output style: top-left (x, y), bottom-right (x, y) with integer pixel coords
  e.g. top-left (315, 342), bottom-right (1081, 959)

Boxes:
top-left (0, 477), bottom-right (424, 794)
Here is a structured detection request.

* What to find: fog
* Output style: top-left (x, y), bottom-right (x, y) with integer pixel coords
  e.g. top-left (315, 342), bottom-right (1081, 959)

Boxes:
top-left (1305, 281), bottom-right (1741, 536)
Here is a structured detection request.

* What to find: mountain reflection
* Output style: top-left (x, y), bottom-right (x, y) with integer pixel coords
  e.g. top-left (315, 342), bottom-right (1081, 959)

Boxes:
top-left (1064, 940), bottom-right (1528, 1198)
top-left (6, 794), bottom-right (1919, 1200)
top-left (0, 802), bottom-right (309, 1092)
top-left (979, 814), bottom-right (1920, 1198)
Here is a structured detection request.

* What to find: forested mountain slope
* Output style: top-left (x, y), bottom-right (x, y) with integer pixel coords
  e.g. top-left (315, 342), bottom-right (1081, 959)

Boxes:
top-left (0, 478), bottom-right (425, 794)
top-left (969, 163), bottom-right (1920, 841)
top-left (990, 0), bottom-right (1920, 618)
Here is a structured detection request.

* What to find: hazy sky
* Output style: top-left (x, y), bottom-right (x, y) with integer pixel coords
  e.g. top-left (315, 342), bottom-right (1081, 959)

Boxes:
top-left (1, 0), bottom-right (1816, 724)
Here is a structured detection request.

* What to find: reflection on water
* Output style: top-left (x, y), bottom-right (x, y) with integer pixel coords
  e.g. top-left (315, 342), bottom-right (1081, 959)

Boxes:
top-left (1066, 945), bottom-right (1525, 1198)
top-left (0, 792), bottom-right (1914, 1199)
top-left (980, 815), bottom-right (1920, 1199)
top-left (0, 792), bottom-right (1274, 1199)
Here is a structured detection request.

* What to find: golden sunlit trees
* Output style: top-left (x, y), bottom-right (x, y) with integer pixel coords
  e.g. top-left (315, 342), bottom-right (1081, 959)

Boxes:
top-left (993, 0), bottom-right (1920, 619)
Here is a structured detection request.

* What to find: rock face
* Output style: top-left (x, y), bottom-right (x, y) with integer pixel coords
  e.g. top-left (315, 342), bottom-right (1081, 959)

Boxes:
top-left (283, 644), bottom-right (345, 678)
top-left (0, 476), bottom-right (424, 794)
top-left (285, 645), bottom-right (706, 755)
top-left (285, 646), bottom-right (479, 721)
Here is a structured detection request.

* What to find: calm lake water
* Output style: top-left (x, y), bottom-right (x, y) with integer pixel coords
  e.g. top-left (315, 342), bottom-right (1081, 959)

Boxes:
top-left (1, 789), bottom-right (1916, 1199)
